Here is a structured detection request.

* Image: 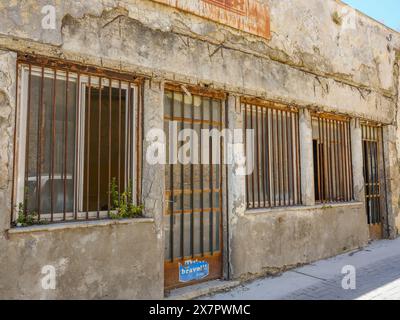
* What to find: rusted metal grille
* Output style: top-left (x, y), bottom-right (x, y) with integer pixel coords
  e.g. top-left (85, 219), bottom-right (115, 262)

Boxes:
top-left (164, 87), bottom-right (224, 261)
top-left (13, 56), bottom-right (141, 224)
top-left (312, 114), bottom-right (353, 203)
top-left (244, 100), bottom-right (301, 209)
top-left (362, 124), bottom-right (383, 225)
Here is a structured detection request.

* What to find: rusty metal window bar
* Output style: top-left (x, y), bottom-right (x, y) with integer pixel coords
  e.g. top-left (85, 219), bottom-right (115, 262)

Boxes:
top-left (244, 100), bottom-right (302, 209)
top-left (362, 124), bottom-right (383, 225)
top-left (164, 88), bottom-right (224, 261)
top-left (13, 58), bottom-right (140, 224)
top-left (312, 114), bottom-right (353, 203)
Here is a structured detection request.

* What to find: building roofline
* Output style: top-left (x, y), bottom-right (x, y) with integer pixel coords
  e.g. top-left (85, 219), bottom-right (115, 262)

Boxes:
top-left (336, 0), bottom-right (399, 35)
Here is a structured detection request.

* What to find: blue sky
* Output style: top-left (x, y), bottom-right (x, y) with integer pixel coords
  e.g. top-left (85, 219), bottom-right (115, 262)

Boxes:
top-left (342, 0), bottom-right (400, 31)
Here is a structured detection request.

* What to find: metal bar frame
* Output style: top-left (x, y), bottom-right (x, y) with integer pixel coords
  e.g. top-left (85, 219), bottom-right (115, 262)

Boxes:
top-left (13, 57), bottom-right (141, 225)
top-left (244, 101), bottom-right (301, 209)
top-left (312, 113), bottom-right (353, 204)
top-left (164, 88), bottom-right (224, 262)
top-left (362, 123), bottom-right (384, 225)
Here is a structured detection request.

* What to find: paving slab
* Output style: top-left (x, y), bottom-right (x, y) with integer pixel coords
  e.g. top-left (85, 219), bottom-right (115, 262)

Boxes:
top-left (202, 239), bottom-right (400, 300)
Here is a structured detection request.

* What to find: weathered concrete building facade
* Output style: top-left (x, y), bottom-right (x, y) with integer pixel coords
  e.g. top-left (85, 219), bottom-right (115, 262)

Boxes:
top-left (0, 0), bottom-right (399, 299)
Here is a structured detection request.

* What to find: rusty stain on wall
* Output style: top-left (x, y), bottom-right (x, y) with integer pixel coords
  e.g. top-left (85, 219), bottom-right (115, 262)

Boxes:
top-left (151, 0), bottom-right (270, 39)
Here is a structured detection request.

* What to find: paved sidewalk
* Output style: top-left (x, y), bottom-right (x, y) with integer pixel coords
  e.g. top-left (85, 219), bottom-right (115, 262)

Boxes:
top-left (205, 238), bottom-right (400, 300)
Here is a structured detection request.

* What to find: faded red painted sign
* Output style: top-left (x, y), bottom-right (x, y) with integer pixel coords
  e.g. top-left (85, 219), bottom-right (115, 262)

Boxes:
top-left (151, 0), bottom-right (270, 39)
top-left (203, 0), bottom-right (246, 14)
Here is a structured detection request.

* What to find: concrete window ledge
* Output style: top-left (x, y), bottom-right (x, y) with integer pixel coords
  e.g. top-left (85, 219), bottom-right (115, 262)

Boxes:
top-left (7, 217), bottom-right (155, 235)
top-left (245, 201), bottom-right (363, 216)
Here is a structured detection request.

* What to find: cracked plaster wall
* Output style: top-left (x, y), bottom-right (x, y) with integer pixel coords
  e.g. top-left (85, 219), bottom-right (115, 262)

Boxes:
top-left (0, 0), bottom-right (398, 122)
top-left (0, 0), bottom-right (399, 297)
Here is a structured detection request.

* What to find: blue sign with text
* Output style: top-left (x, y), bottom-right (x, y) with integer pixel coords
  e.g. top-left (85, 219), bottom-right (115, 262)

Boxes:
top-left (179, 260), bottom-right (209, 283)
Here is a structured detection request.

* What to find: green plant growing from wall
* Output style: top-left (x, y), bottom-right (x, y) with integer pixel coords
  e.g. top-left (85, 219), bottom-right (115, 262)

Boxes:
top-left (14, 188), bottom-right (49, 227)
top-left (15, 202), bottom-right (39, 227)
top-left (109, 178), bottom-right (144, 219)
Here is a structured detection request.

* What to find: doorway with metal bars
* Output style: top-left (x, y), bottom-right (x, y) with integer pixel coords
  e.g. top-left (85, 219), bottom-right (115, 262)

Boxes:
top-left (361, 123), bottom-right (387, 240)
top-left (163, 86), bottom-right (225, 291)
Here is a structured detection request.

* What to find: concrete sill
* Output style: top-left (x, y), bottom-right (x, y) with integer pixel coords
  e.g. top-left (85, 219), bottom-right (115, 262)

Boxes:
top-left (7, 217), bottom-right (154, 235)
top-left (246, 201), bottom-right (363, 216)
top-left (166, 280), bottom-right (241, 300)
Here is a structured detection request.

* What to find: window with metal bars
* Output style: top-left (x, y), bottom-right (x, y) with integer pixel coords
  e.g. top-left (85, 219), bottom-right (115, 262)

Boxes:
top-left (312, 114), bottom-right (353, 203)
top-left (244, 99), bottom-right (302, 209)
top-left (13, 57), bottom-right (140, 224)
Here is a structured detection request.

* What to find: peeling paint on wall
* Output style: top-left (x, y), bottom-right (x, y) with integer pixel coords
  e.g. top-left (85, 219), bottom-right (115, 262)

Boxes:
top-left (150, 0), bottom-right (270, 39)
